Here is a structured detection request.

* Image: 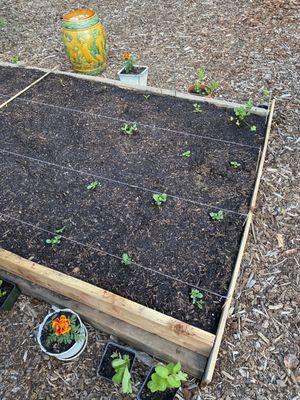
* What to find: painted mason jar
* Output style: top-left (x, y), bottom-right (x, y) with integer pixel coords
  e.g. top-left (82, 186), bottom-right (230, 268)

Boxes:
top-left (62, 9), bottom-right (108, 75)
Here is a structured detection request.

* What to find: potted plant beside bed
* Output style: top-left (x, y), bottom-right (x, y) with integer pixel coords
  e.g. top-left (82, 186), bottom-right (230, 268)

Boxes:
top-left (118, 53), bottom-right (149, 86)
top-left (0, 278), bottom-right (20, 311)
top-left (36, 308), bottom-right (88, 361)
top-left (188, 67), bottom-right (220, 96)
top-left (137, 362), bottom-right (188, 400)
top-left (97, 341), bottom-right (137, 394)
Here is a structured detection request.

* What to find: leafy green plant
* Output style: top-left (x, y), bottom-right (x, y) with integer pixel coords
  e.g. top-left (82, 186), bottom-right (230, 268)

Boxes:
top-left (0, 279), bottom-right (7, 298)
top-left (194, 67), bottom-right (205, 93)
top-left (181, 150), bottom-right (191, 158)
top-left (153, 193), bottom-right (168, 206)
top-left (209, 210), bottom-right (224, 221)
top-left (111, 352), bottom-right (132, 394)
top-left (121, 122), bottom-right (138, 136)
top-left (147, 362), bottom-right (188, 393)
top-left (0, 17), bottom-right (7, 29)
top-left (87, 181), bottom-right (100, 190)
top-left (11, 55), bottom-right (19, 63)
top-left (121, 252), bottom-right (132, 266)
top-left (193, 103), bottom-right (201, 113)
top-left (230, 99), bottom-right (257, 132)
top-left (46, 313), bottom-right (85, 347)
top-left (205, 80), bottom-right (220, 95)
top-left (190, 289), bottom-right (204, 309)
top-left (46, 227), bottom-right (66, 247)
top-left (229, 161), bottom-right (241, 169)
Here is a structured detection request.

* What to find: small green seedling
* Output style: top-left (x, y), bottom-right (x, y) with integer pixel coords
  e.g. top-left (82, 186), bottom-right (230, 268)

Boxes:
top-left (143, 94), bottom-right (150, 100)
top-left (121, 122), bottom-right (138, 136)
top-left (121, 252), bottom-right (132, 266)
top-left (205, 80), bottom-right (220, 95)
top-left (181, 150), bottom-right (191, 158)
top-left (86, 180), bottom-right (100, 190)
top-left (229, 161), bottom-right (241, 169)
top-left (153, 193), bottom-right (168, 207)
top-left (193, 103), bottom-right (201, 113)
top-left (0, 279), bottom-right (7, 298)
top-left (111, 352), bottom-right (132, 394)
top-left (147, 362), bottom-right (188, 393)
top-left (194, 67), bottom-right (205, 93)
top-left (230, 99), bottom-right (257, 132)
top-left (11, 55), bottom-right (19, 63)
top-left (209, 210), bottom-right (224, 221)
top-left (46, 227), bottom-right (66, 247)
top-left (0, 17), bottom-right (7, 29)
top-left (190, 289), bottom-right (204, 309)
top-left (262, 88), bottom-right (270, 98)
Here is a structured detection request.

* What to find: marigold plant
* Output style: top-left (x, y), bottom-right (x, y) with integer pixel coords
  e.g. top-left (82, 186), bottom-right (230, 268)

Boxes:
top-left (121, 53), bottom-right (137, 73)
top-left (45, 313), bottom-right (85, 347)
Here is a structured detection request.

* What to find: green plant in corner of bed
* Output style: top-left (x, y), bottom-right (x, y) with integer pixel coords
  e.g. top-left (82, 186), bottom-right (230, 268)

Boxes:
top-left (0, 280), bottom-right (7, 298)
top-left (121, 122), bottom-right (138, 136)
top-left (111, 352), bottom-right (133, 394)
top-left (45, 226), bottom-right (66, 247)
top-left (230, 99), bottom-right (257, 132)
top-left (147, 362), bottom-right (188, 393)
top-left (153, 193), bottom-right (168, 207)
top-left (190, 289), bottom-right (204, 309)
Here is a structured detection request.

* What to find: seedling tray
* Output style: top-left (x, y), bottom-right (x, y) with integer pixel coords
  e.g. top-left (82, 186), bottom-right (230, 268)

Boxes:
top-left (0, 63), bottom-right (275, 383)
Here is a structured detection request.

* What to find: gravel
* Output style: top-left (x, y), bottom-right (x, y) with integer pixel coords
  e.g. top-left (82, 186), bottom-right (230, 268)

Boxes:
top-left (0, 0), bottom-right (299, 399)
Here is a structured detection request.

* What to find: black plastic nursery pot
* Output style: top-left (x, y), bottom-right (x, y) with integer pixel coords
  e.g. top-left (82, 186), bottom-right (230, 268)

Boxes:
top-left (97, 341), bottom-right (137, 382)
top-left (137, 367), bottom-right (178, 400)
top-left (0, 279), bottom-right (20, 311)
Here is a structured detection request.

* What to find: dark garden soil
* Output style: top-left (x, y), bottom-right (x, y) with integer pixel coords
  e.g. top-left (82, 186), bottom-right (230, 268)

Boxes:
top-left (40, 311), bottom-right (77, 353)
top-left (0, 280), bottom-right (13, 307)
top-left (120, 66), bottom-right (147, 75)
top-left (97, 343), bottom-right (135, 381)
top-left (0, 66), bottom-right (267, 334)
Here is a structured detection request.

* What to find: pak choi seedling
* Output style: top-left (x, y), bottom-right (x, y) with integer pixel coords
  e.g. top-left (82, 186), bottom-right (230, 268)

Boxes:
top-left (86, 180), bottom-right (101, 190)
top-left (229, 161), bottom-right (241, 169)
top-left (190, 289), bottom-right (204, 309)
top-left (121, 122), bottom-right (138, 136)
top-left (121, 252), bottom-right (132, 266)
top-left (209, 210), bottom-right (224, 221)
top-left (46, 227), bottom-right (66, 247)
top-left (153, 193), bottom-right (168, 206)
top-left (181, 150), bottom-right (191, 158)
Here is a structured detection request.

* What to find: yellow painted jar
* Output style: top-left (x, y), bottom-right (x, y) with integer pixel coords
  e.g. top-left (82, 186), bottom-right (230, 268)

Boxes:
top-left (62, 9), bottom-right (108, 75)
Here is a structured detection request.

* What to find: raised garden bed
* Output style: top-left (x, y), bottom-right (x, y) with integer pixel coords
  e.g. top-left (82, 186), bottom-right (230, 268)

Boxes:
top-left (0, 63), bottom-right (274, 383)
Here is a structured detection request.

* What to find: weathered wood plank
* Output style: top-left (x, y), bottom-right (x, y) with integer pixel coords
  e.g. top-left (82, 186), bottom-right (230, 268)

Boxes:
top-left (0, 249), bottom-right (215, 357)
top-left (202, 99), bottom-right (276, 385)
top-left (0, 268), bottom-right (207, 378)
top-left (0, 61), bottom-right (268, 116)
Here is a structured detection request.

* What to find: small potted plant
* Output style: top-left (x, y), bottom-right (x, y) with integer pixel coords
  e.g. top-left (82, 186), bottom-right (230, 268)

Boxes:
top-left (118, 53), bottom-right (149, 86)
top-left (188, 67), bottom-right (220, 96)
top-left (0, 278), bottom-right (20, 311)
top-left (137, 362), bottom-right (188, 400)
top-left (36, 308), bottom-right (88, 360)
top-left (97, 341), bottom-right (136, 394)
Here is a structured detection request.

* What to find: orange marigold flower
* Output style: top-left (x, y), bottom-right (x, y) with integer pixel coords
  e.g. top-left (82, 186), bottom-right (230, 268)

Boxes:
top-left (52, 314), bottom-right (71, 336)
top-left (121, 52), bottom-right (131, 60)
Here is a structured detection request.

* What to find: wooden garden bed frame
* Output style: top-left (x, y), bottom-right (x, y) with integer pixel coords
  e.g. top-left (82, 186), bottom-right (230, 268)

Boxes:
top-left (0, 62), bottom-right (275, 384)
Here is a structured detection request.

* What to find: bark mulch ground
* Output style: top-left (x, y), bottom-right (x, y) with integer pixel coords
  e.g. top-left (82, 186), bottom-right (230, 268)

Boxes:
top-left (0, 0), bottom-right (299, 399)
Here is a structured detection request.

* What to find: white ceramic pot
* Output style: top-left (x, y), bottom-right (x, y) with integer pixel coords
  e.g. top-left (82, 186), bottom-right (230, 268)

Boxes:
top-left (118, 66), bottom-right (149, 86)
top-left (37, 308), bottom-right (88, 361)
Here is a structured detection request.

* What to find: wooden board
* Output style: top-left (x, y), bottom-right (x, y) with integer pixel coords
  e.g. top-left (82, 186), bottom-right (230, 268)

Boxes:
top-left (202, 99), bottom-right (276, 385)
top-left (0, 268), bottom-right (207, 378)
top-left (0, 249), bottom-right (215, 357)
top-left (0, 61), bottom-right (268, 117)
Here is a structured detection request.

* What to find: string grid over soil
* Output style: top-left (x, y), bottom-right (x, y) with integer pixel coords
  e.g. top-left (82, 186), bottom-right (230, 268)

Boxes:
top-left (0, 0), bottom-right (299, 399)
top-left (0, 65), bottom-right (265, 335)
